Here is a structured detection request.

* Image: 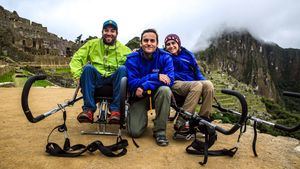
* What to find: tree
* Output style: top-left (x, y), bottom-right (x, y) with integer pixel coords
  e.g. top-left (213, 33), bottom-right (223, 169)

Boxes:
top-left (126, 37), bottom-right (140, 50)
top-left (75, 34), bottom-right (82, 44)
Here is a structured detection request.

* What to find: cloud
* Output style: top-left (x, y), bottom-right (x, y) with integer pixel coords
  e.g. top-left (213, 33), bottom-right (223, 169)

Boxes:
top-left (1, 0), bottom-right (300, 50)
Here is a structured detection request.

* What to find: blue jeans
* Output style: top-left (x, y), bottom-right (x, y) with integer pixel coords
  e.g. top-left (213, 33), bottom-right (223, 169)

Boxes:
top-left (80, 64), bottom-right (126, 112)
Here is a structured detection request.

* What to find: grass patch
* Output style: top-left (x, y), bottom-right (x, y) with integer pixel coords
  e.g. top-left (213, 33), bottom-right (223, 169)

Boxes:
top-left (54, 67), bottom-right (70, 74)
top-left (259, 97), bottom-right (300, 139)
top-left (32, 80), bottom-right (53, 87)
top-left (14, 76), bottom-right (53, 87)
top-left (22, 70), bottom-right (34, 76)
top-left (211, 111), bottom-right (240, 123)
top-left (0, 71), bottom-right (14, 82)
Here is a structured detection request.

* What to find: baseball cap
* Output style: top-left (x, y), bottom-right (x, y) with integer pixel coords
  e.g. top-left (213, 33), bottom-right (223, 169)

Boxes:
top-left (103, 19), bottom-right (118, 30)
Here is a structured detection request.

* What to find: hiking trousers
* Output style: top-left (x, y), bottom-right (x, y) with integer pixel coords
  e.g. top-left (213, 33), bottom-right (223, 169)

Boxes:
top-left (172, 80), bottom-right (214, 117)
top-left (80, 64), bottom-right (126, 112)
top-left (127, 86), bottom-right (172, 138)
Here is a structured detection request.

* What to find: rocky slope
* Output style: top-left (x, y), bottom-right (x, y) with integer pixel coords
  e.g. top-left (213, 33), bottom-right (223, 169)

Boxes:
top-left (200, 30), bottom-right (300, 112)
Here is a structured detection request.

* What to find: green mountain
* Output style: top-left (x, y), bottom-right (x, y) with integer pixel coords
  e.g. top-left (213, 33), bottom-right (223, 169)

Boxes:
top-left (196, 30), bottom-right (300, 139)
top-left (198, 30), bottom-right (300, 113)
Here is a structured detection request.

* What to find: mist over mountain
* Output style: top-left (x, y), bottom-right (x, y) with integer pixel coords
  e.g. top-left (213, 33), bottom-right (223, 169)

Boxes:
top-left (197, 29), bottom-right (300, 111)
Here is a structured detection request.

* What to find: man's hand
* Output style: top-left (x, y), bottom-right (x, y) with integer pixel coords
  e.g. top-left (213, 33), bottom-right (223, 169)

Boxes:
top-left (159, 74), bottom-right (171, 85)
top-left (135, 87), bottom-right (144, 98)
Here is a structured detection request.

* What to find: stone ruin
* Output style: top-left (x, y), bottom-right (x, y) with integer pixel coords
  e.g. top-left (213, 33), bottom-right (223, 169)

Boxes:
top-left (0, 5), bottom-right (76, 60)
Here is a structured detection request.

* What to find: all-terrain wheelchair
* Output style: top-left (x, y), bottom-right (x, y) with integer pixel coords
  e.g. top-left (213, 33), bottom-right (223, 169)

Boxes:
top-left (169, 89), bottom-right (248, 165)
top-left (21, 74), bottom-right (130, 157)
top-left (169, 89), bottom-right (300, 165)
top-left (21, 75), bottom-right (129, 136)
top-left (21, 75), bottom-right (300, 163)
top-left (79, 77), bottom-right (128, 136)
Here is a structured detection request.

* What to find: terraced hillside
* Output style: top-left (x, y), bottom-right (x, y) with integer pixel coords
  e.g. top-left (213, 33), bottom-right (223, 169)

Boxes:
top-left (206, 70), bottom-right (270, 120)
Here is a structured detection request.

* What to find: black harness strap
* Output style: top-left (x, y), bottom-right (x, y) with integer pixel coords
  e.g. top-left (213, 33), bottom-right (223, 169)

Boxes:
top-left (185, 115), bottom-right (243, 165)
top-left (45, 104), bottom-right (128, 157)
top-left (186, 133), bottom-right (238, 165)
top-left (87, 137), bottom-right (128, 157)
top-left (46, 139), bottom-right (128, 157)
top-left (214, 97), bottom-right (261, 157)
top-left (186, 140), bottom-right (238, 156)
top-left (131, 137), bottom-right (140, 148)
top-left (252, 120), bottom-right (258, 156)
top-left (238, 115), bottom-right (258, 157)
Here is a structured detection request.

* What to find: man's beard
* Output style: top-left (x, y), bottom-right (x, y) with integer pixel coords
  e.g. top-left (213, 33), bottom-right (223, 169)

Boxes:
top-left (103, 36), bottom-right (116, 45)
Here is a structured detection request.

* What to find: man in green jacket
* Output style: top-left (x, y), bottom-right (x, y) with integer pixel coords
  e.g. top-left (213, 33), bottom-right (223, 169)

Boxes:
top-left (69, 20), bottom-right (131, 123)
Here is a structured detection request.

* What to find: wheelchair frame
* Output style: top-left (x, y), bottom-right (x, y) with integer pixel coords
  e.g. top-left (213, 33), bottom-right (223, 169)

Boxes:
top-left (169, 89), bottom-right (299, 165)
top-left (21, 75), bottom-right (129, 136)
top-left (21, 74), bottom-right (299, 165)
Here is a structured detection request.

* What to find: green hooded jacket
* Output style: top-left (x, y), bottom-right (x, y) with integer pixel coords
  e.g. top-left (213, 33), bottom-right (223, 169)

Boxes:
top-left (69, 38), bottom-right (131, 79)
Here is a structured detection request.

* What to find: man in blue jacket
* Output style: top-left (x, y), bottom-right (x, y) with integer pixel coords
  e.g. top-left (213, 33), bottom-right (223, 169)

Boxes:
top-left (125, 29), bottom-right (174, 146)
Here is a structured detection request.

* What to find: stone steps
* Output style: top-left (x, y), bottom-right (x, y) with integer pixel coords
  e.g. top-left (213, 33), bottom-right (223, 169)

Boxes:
top-left (207, 70), bottom-right (268, 118)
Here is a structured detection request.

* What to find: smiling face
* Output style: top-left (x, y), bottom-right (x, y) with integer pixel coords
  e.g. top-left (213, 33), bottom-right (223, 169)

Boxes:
top-left (165, 40), bottom-right (180, 55)
top-left (102, 25), bottom-right (117, 45)
top-left (140, 32), bottom-right (158, 55)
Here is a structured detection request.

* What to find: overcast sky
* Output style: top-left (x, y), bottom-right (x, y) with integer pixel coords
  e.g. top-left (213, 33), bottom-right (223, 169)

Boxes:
top-left (1, 0), bottom-right (300, 51)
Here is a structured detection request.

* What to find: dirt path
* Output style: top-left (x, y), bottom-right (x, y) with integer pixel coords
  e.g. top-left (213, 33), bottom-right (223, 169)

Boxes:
top-left (0, 88), bottom-right (299, 169)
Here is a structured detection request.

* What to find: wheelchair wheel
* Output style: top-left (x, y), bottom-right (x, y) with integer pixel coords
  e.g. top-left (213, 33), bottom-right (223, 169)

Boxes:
top-left (168, 110), bottom-right (179, 121)
top-left (119, 77), bottom-right (127, 128)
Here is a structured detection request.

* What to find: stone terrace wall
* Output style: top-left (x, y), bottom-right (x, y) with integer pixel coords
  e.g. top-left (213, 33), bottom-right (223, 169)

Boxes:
top-left (0, 65), bottom-right (14, 76)
top-left (0, 5), bottom-right (75, 58)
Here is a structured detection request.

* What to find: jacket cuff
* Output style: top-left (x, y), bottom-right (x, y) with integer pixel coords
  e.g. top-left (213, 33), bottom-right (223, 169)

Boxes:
top-left (148, 73), bottom-right (159, 81)
top-left (141, 82), bottom-right (148, 91)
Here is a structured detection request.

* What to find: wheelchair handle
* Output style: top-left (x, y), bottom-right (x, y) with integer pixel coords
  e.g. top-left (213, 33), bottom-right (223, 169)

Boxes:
top-left (237, 115), bottom-right (300, 132)
top-left (214, 89), bottom-right (248, 135)
top-left (21, 75), bottom-right (48, 123)
top-left (274, 123), bottom-right (300, 132)
top-left (215, 90), bottom-right (300, 133)
top-left (172, 89), bottom-right (248, 135)
top-left (283, 91), bottom-right (300, 98)
top-left (245, 90), bottom-right (300, 132)
top-left (21, 75), bottom-right (82, 123)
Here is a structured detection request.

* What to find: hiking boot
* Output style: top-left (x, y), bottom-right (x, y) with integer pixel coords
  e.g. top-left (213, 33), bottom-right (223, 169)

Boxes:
top-left (174, 116), bottom-right (189, 132)
top-left (153, 133), bottom-right (169, 146)
top-left (108, 111), bottom-right (120, 124)
top-left (173, 132), bottom-right (195, 140)
top-left (77, 110), bottom-right (94, 123)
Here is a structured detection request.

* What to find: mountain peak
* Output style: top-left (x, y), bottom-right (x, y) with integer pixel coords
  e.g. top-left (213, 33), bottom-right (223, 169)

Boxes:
top-left (199, 30), bottom-right (300, 132)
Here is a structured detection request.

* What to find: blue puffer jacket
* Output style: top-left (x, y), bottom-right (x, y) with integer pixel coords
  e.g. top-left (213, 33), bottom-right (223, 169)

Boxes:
top-left (125, 48), bottom-right (174, 94)
top-left (171, 47), bottom-right (206, 81)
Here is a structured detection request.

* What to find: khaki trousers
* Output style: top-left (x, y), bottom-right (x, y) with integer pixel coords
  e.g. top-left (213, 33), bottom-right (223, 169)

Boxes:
top-left (172, 80), bottom-right (214, 117)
